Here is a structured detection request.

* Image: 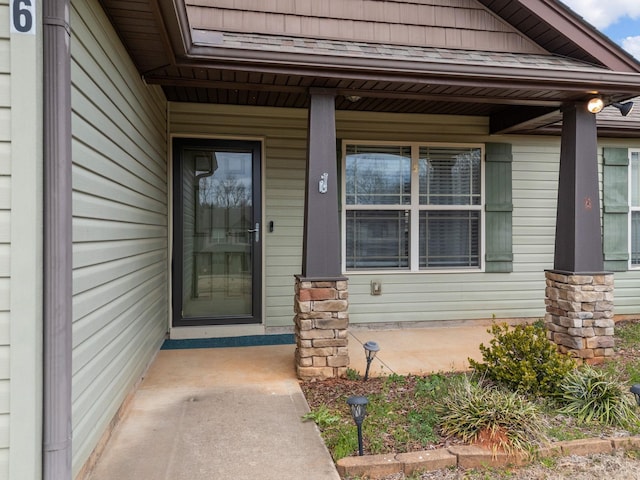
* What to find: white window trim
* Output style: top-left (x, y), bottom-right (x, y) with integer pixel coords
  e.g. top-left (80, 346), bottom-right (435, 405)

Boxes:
top-left (341, 140), bottom-right (485, 274)
top-left (629, 148), bottom-right (640, 270)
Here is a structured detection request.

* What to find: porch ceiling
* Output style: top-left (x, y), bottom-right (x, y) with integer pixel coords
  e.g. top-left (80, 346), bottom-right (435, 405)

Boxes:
top-left (99, 0), bottom-right (640, 136)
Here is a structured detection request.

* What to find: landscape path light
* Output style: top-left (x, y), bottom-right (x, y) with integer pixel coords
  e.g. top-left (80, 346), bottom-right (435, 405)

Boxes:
top-left (630, 385), bottom-right (640, 406)
top-left (363, 340), bottom-right (380, 381)
top-left (346, 395), bottom-right (368, 456)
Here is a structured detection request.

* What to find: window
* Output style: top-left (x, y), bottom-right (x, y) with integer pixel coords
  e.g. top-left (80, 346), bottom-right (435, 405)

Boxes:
top-left (630, 149), bottom-right (640, 267)
top-left (343, 143), bottom-right (483, 271)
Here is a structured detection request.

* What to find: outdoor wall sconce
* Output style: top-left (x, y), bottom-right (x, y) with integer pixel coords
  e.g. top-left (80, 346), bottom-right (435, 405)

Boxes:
top-left (587, 96), bottom-right (605, 114)
top-left (613, 101), bottom-right (634, 116)
top-left (363, 340), bottom-right (380, 381)
top-left (630, 385), bottom-right (640, 406)
top-left (586, 97), bottom-right (633, 116)
top-left (346, 395), bottom-right (368, 456)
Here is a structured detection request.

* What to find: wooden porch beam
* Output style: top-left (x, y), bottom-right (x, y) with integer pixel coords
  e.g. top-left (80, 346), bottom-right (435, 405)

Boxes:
top-left (490, 106), bottom-right (561, 134)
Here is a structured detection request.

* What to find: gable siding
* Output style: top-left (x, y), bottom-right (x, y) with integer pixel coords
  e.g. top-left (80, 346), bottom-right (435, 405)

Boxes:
top-left (0, 0), bottom-right (9, 474)
top-left (71, 0), bottom-right (168, 475)
top-left (187, 0), bottom-right (546, 54)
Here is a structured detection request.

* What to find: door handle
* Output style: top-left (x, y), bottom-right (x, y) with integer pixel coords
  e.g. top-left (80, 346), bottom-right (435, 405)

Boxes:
top-left (247, 222), bottom-right (260, 243)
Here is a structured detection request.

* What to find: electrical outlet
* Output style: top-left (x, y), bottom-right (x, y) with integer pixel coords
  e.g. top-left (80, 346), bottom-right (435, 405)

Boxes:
top-left (371, 281), bottom-right (382, 295)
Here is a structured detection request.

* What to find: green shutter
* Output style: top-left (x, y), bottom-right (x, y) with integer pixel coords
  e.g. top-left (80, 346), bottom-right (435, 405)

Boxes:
top-left (603, 147), bottom-right (629, 271)
top-left (485, 143), bottom-right (513, 273)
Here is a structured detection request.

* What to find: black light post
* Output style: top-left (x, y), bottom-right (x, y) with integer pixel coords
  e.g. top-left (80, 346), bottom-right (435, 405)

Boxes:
top-left (346, 395), bottom-right (368, 456)
top-left (630, 385), bottom-right (640, 405)
top-left (363, 341), bottom-right (380, 381)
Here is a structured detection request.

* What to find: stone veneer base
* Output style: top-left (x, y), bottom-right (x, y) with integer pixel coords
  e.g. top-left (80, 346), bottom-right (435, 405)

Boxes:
top-left (294, 277), bottom-right (349, 380)
top-left (544, 271), bottom-right (614, 364)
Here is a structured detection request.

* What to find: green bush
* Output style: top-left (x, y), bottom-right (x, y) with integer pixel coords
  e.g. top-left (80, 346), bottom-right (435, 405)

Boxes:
top-left (558, 365), bottom-right (640, 428)
top-left (437, 376), bottom-right (546, 455)
top-left (468, 322), bottom-right (576, 396)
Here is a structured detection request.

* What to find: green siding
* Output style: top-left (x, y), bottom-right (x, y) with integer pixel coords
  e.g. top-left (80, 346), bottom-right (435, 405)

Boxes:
top-left (170, 103), bottom-right (308, 328)
top-left (170, 106), bottom-right (556, 325)
top-left (342, 132), bottom-right (559, 323)
top-left (71, 0), bottom-right (168, 476)
top-left (0, 0), bottom-right (9, 473)
top-left (601, 143), bottom-right (640, 313)
top-left (170, 105), bottom-right (640, 327)
top-left (7, 2), bottom-right (42, 476)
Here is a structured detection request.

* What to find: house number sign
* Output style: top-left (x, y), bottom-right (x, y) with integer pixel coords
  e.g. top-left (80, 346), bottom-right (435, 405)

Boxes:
top-left (10, 0), bottom-right (35, 35)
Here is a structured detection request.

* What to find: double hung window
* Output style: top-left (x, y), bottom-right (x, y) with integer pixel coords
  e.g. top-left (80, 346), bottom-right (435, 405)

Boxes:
top-left (343, 143), bottom-right (483, 272)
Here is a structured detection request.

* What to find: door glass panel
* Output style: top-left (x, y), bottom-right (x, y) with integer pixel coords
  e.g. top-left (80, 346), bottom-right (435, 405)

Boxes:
top-left (181, 147), bottom-right (254, 319)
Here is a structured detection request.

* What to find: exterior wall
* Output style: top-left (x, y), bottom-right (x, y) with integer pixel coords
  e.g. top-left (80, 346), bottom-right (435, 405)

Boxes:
top-left (170, 103), bottom-right (640, 330)
top-left (0, 2), bottom-right (11, 474)
top-left (338, 115), bottom-right (558, 323)
top-left (6, 0), bottom-right (44, 477)
top-left (601, 140), bottom-right (640, 314)
top-left (187, 0), bottom-right (546, 54)
top-left (170, 103), bottom-right (309, 329)
top-left (70, 0), bottom-right (168, 476)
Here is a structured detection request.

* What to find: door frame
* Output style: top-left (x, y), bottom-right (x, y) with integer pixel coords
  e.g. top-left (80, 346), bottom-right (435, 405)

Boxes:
top-left (171, 137), bottom-right (264, 327)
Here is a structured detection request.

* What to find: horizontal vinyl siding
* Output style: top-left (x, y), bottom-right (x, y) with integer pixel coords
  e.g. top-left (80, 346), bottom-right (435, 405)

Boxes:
top-left (601, 140), bottom-right (640, 315)
top-left (170, 105), bottom-right (560, 328)
top-left (170, 104), bottom-right (640, 329)
top-left (170, 103), bottom-right (308, 328)
top-left (71, 0), bottom-right (168, 476)
top-left (0, 0), bottom-right (10, 475)
top-left (338, 116), bottom-right (557, 324)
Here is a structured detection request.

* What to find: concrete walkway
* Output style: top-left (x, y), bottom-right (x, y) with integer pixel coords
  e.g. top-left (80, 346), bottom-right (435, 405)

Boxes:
top-left (86, 324), bottom-right (493, 480)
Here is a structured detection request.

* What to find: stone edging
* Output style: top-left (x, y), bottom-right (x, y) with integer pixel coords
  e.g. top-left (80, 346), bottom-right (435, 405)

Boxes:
top-left (336, 436), bottom-right (640, 479)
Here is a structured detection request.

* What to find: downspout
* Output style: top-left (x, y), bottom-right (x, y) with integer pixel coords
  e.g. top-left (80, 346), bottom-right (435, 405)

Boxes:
top-left (43, 0), bottom-right (73, 478)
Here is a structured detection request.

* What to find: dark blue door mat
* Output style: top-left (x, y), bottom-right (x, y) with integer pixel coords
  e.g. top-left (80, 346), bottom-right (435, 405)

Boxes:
top-left (161, 333), bottom-right (295, 350)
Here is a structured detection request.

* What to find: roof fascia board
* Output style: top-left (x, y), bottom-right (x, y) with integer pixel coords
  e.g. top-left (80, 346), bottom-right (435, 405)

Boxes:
top-left (156, 0), bottom-right (190, 59)
top-left (184, 46), bottom-right (640, 94)
top-left (518, 0), bottom-right (640, 73)
top-left (147, 0), bottom-right (178, 65)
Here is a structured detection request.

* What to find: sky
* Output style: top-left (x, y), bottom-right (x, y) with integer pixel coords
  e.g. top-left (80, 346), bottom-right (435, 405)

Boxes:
top-left (561, 0), bottom-right (640, 59)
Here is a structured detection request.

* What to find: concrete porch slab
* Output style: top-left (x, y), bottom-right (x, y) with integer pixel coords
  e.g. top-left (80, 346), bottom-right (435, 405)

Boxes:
top-left (86, 323), bottom-right (494, 480)
top-left (348, 324), bottom-right (494, 377)
top-left (85, 345), bottom-right (339, 480)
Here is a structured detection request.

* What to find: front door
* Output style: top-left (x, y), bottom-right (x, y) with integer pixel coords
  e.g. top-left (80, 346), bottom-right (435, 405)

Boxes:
top-left (172, 138), bottom-right (262, 326)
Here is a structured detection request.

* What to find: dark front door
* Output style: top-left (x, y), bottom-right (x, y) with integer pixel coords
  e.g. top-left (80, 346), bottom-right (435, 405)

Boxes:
top-left (173, 138), bottom-right (262, 326)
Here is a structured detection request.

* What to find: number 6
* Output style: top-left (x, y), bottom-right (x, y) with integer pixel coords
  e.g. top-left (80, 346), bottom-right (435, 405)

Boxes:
top-left (12, 0), bottom-right (34, 34)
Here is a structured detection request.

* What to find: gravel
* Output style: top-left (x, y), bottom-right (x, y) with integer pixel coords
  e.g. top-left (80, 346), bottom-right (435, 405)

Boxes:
top-left (375, 450), bottom-right (640, 479)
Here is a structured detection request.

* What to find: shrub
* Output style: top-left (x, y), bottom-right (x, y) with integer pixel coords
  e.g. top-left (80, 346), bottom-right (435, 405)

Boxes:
top-left (468, 322), bottom-right (576, 396)
top-left (558, 365), bottom-right (640, 428)
top-left (437, 376), bottom-right (546, 455)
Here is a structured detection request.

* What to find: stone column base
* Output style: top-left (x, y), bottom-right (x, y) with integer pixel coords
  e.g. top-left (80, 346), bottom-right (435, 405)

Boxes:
top-left (545, 271), bottom-right (614, 364)
top-left (294, 277), bottom-right (349, 380)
